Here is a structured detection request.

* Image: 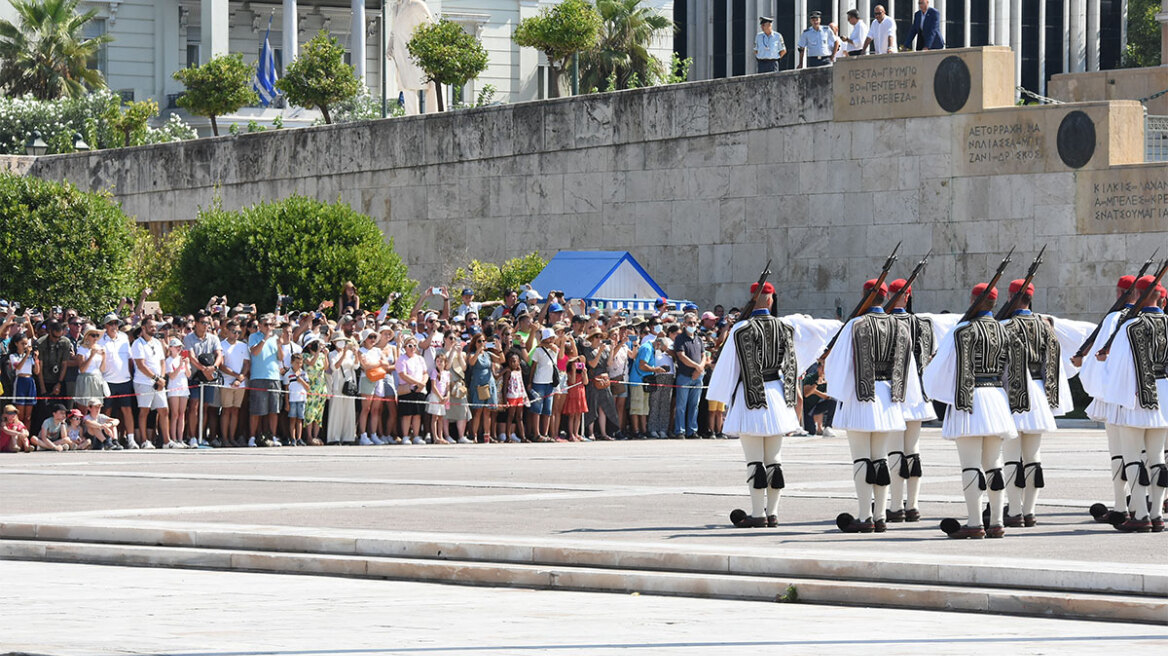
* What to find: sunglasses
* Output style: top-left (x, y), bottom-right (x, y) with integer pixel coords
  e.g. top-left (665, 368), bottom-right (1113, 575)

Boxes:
top-left (3, 411), bottom-right (16, 416)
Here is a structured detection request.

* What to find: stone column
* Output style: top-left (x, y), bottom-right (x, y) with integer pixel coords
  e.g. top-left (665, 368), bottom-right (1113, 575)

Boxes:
top-left (997, 0), bottom-right (1010, 49)
top-left (987, 0), bottom-right (995, 44)
top-left (1159, 0), bottom-right (1168, 65)
top-left (963, 0), bottom-right (971, 46)
top-left (1087, 0), bottom-right (1099, 70)
top-left (283, 0), bottom-right (298, 73)
top-left (351, 0), bottom-right (366, 84)
top-left (1063, 0), bottom-right (1070, 72)
top-left (937, 0), bottom-right (945, 43)
top-left (200, 0), bottom-right (228, 62)
top-left (1070, 0), bottom-right (1086, 72)
top-left (795, 0), bottom-right (805, 67)
top-left (1011, 0), bottom-right (1021, 98)
top-left (155, 1), bottom-right (181, 97)
top-left (1038, 0), bottom-right (1047, 95)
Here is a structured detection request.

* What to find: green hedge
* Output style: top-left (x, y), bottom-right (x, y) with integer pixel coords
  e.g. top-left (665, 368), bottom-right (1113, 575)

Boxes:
top-left (176, 195), bottom-right (415, 316)
top-left (0, 173), bottom-right (137, 314)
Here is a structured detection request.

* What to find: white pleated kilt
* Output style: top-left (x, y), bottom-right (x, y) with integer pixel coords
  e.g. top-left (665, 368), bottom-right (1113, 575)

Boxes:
top-left (1085, 398), bottom-right (1110, 423)
top-left (832, 381), bottom-right (907, 432)
top-left (1100, 379), bottom-right (1168, 428)
top-left (723, 380), bottom-right (802, 437)
top-left (941, 387), bottom-right (1019, 440)
top-left (902, 396), bottom-right (938, 422)
top-left (1012, 378), bottom-right (1058, 433)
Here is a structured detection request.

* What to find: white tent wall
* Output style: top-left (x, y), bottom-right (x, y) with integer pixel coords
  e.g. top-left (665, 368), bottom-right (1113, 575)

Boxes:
top-left (594, 259), bottom-right (662, 300)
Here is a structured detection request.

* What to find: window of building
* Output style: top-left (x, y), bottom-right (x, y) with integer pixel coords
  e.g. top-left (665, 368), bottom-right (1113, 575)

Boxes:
top-left (537, 65), bottom-right (548, 99)
top-left (83, 18), bottom-right (107, 76)
top-left (186, 27), bottom-right (201, 68)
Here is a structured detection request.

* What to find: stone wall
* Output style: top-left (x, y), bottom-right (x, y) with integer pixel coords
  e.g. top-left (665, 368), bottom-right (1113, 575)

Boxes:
top-left (8, 47), bottom-right (1168, 320)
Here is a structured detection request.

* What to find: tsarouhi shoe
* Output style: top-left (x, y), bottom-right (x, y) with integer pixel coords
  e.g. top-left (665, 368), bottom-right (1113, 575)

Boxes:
top-left (766, 515), bottom-right (778, 528)
top-left (1114, 517), bottom-right (1152, 533)
top-left (836, 513), bottom-right (874, 533)
top-left (1089, 502), bottom-right (1110, 522)
top-left (885, 508), bottom-right (906, 523)
top-left (940, 518), bottom-right (985, 539)
top-left (1003, 513), bottom-right (1024, 528)
top-left (985, 524), bottom-right (1006, 538)
top-left (729, 509), bottom-right (766, 528)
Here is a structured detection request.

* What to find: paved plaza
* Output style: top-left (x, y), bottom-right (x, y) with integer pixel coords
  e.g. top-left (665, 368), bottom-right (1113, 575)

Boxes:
top-left (1, 428), bottom-right (1166, 654)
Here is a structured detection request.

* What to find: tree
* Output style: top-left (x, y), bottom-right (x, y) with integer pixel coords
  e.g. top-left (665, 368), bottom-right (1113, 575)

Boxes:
top-left (172, 53), bottom-right (258, 137)
top-left (580, 0), bottom-right (674, 93)
top-left (105, 99), bottom-right (158, 148)
top-left (407, 19), bottom-right (489, 111)
top-left (1123, 0), bottom-right (1161, 68)
top-left (513, 0), bottom-right (603, 98)
top-left (451, 252), bottom-right (548, 302)
top-left (0, 173), bottom-right (136, 315)
top-left (175, 195), bottom-right (414, 315)
top-left (277, 30), bottom-right (363, 125)
top-left (0, 0), bottom-right (112, 100)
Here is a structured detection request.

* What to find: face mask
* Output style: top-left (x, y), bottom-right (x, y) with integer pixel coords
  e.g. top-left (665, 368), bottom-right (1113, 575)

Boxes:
top-left (651, 325), bottom-right (662, 335)
top-left (685, 325), bottom-right (696, 336)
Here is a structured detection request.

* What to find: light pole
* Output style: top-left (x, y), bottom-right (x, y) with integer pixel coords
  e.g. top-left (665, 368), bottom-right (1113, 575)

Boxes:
top-left (25, 131), bottom-right (47, 156)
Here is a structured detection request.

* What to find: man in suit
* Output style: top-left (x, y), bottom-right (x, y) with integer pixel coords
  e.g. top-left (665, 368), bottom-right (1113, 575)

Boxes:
top-left (903, 0), bottom-right (944, 51)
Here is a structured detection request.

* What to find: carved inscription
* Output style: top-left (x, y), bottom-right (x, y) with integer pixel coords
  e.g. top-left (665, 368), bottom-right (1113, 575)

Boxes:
top-left (965, 121), bottom-right (1044, 165)
top-left (1077, 167), bottom-right (1168, 234)
top-left (845, 65), bottom-right (919, 107)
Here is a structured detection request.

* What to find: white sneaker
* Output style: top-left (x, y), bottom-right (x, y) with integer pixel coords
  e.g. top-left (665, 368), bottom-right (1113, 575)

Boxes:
top-left (458, 436), bottom-right (473, 444)
top-left (358, 435), bottom-right (374, 446)
top-left (822, 427), bottom-right (840, 438)
top-left (412, 436), bottom-right (425, 445)
top-left (163, 440), bottom-right (177, 449)
top-left (370, 434), bottom-right (385, 445)
top-left (400, 436), bottom-right (411, 445)
top-left (141, 440), bottom-right (155, 449)
top-left (188, 438), bottom-right (199, 449)
top-left (126, 436), bottom-right (139, 449)
top-left (247, 436), bottom-right (257, 448)
top-left (509, 434), bottom-right (521, 443)
top-left (269, 437), bottom-right (283, 447)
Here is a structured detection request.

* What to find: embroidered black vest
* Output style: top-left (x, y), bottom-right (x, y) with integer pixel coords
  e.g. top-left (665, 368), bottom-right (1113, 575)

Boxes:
top-left (1002, 313), bottom-right (1061, 412)
top-left (1125, 312), bottom-right (1168, 410)
top-left (851, 313), bottom-right (912, 403)
top-left (953, 315), bottom-right (1025, 413)
top-left (891, 313), bottom-right (935, 376)
top-left (733, 314), bottom-right (798, 410)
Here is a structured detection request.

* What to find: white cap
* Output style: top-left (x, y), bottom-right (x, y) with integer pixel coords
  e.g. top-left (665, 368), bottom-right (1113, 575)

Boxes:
top-left (359, 329), bottom-right (376, 342)
top-left (540, 327), bottom-right (555, 341)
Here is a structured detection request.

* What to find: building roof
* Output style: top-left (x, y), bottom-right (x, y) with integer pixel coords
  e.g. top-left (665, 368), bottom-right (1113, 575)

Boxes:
top-left (529, 251), bottom-right (667, 300)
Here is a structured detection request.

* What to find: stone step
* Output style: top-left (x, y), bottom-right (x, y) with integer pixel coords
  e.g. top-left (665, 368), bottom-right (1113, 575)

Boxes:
top-left (2, 520), bottom-right (1164, 600)
top-left (1, 538), bottom-right (1163, 625)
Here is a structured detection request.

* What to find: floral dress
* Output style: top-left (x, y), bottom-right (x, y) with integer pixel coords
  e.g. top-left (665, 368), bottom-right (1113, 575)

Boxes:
top-left (305, 353), bottom-right (328, 426)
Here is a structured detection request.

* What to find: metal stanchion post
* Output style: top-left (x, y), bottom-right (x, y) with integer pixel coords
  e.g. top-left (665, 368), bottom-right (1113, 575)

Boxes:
top-left (198, 383), bottom-right (205, 445)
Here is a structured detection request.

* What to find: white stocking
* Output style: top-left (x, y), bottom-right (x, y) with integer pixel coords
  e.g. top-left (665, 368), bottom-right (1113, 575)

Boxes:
top-left (764, 435), bottom-right (784, 516)
top-left (848, 430), bottom-right (875, 521)
top-left (904, 421), bottom-right (922, 511)
top-left (887, 431), bottom-right (907, 512)
top-left (1147, 431), bottom-right (1167, 520)
top-left (1019, 433), bottom-right (1043, 517)
top-left (1106, 423), bottom-right (1129, 511)
top-left (982, 435), bottom-right (1005, 526)
top-left (955, 436), bottom-right (984, 527)
top-left (870, 431), bottom-right (892, 521)
top-left (740, 435), bottom-right (766, 517)
top-left (1119, 426), bottom-right (1153, 520)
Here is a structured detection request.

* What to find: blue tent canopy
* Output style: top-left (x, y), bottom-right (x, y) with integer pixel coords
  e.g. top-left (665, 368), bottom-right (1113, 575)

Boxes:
top-left (530, 251), bottom-right (687, 312)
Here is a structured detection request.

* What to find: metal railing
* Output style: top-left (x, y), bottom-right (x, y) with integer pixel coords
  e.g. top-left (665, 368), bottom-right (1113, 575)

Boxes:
top-left (1146, 115), bottom-right (1168, 162)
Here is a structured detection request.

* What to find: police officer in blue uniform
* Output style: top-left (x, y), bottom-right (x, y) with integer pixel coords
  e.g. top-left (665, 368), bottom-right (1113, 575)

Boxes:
top-left (798, 11), bottom-right (838, 69)
top-left (754, 16), bottom-right (787, 73)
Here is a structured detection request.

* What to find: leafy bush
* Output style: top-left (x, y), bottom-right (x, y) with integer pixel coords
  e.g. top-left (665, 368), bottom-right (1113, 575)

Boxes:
top-left (130, 225), bottom-right (188, 314)
top-left (0, 173), bottom-right (137, 315)
top-left (0, 90), bottom-right (194, 154)
top-left (451, 252), bottom-right (548, 302)
top-left (175, 195), bottom-right (415, 316)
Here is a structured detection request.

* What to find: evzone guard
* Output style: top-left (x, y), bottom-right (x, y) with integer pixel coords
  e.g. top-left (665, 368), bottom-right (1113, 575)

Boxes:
top-left (1095, 274), bottom-right (1168, 533)
top-left (707, 278), bottom-right (838, 528)
top-left (823, 279), bottom-right (919, 533)
top-left (923, 282), bottom-right (1023, 539)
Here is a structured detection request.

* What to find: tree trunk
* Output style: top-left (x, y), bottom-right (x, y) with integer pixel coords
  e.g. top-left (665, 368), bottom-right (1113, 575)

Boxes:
top-left (321, 105), bottom-right (332, 124)
top-left (548, 66), bottom-right (563, 98)
top-left (436, 85), bottom-right (445, 112)
top-left (210, 116), bottom-right (219, 137)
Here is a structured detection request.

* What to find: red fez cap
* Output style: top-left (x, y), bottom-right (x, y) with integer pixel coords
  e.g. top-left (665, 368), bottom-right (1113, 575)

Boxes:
top-left (1008, 279), bottom-right (1035, 296)
top-left (863, 279), bottom-right (889, 295)
top-left (1118, 275), bottom-right (1136, 290)
top-left (1136, 275), bottom-right (1156, 291)
top-left (972, 283), bottom-right (998, 301)
top-left (1158, 285), bottom-right (1166, 297)
top-left (750, 281), bottom-right (776, 295)
top-left (888, 278), bottom-right (911, 295)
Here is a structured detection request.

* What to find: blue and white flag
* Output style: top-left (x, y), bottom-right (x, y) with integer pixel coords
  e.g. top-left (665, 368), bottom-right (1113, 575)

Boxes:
top-left (253, 17), bottom-right (279, 106)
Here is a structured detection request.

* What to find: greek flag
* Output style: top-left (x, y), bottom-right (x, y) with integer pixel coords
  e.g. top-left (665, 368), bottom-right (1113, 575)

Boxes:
top-left (253, 17), bottom-right (279, 106)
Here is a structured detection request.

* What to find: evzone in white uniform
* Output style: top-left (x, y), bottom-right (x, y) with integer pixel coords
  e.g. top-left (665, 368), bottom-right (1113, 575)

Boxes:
top-left (997, 279), bottom-right (1094, 527)
top-left (707, 281), bottom-right (839, 528)
top-left (1078, 276), bottom-right (1139, 521)
top-left (923, 283), bottom-right (1021, 539)
top-left (824, 280), bottom-right (920, 533)
top-left (1097, 275), bottom-right (1168, 533)
top-left (883, 278), bottom-right (958, 523)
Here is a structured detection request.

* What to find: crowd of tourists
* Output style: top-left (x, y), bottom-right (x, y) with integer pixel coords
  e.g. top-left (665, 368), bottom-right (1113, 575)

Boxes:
top-left (0, 284), bottom-right (840, 452)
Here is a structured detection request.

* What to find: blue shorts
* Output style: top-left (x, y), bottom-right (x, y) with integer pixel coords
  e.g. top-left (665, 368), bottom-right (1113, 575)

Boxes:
top-left (12, 377), bottom-right (36, 406)
top-left (530, 382), bottom-right (554, 416)
top-left (288, 401), bottom-right (305, 420)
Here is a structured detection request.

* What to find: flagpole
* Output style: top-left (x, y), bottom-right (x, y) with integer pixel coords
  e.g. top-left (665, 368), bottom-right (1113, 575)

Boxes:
top-left (380, 0), bottom-right (387, 118)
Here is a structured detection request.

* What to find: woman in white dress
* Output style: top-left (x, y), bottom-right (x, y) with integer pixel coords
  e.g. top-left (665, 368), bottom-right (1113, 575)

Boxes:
top-left (326, 336), bottom-right (358, 444)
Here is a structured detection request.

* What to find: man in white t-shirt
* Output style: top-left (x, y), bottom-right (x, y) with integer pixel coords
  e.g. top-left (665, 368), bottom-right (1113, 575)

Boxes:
top-left (130, 318), bottom-right (170, 447)
top-left (217, 321), bottom-right (250, 446)
top-left (864, 5), bottom-right (897, 55)
top-left (96, 313), bottom-right (136, 447)
top-left (842, 9), bottom-right (868, 56)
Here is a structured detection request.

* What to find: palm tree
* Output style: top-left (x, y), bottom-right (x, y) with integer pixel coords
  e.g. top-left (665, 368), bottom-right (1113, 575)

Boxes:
top-left (580, 0), bottom-right (674, 92)
top-left (0, 0), bottom-right (112, 100)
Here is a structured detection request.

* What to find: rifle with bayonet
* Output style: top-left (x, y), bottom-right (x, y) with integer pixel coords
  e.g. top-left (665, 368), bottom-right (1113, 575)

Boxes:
top-left (739, 259), bottom-right (773, 319)
top-left (1096, 258), bottom-right (1168, 358)
top-left (1073, 247), bottom-right (1159, 361)
top-left (994, 244), bottom-right (1047, 320)
top-left (819, 241), bottom-right (901, 361)
top-left (883, 249), bottom-right (932, 312)
top-left (957, 247), bottom-right (1014, 324)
